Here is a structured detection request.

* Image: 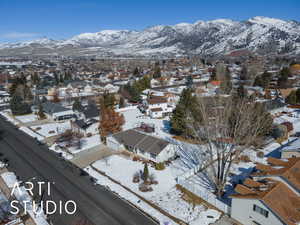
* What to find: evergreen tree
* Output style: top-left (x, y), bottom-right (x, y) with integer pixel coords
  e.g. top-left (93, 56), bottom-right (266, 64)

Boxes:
top-left (142, 163), bottom-right (149, 182)
top-left (236, 83), bottom-right (246, 99)
top-left (54, 72), bottom-right (59, 85)
top-left (133, 67), bottom-right (140, 76)
top-left (59, 73), bottom-right (64, 83)
top-left (210, 68), bottom-right (217, 81)
top-left (286, 90), bottom-right (297, 104)
top-left (153, 64), bottom-right (161, 79)
top-left (253, 71), bottom-right (272, 88)
top-left (10, 94), bottom-right (31, 115)
top-left (240, 65), bottom-right (248, 80)
top-left (186, 75), bottom-right (193, 88)
top-left (72, 98), bottom-right (83, 112)
top-left (277, 67), bottom-right (290, 88)
top-left (170, 88), bottom-right (199, 137)
top-left (32, 72), bottom-right (40, 85)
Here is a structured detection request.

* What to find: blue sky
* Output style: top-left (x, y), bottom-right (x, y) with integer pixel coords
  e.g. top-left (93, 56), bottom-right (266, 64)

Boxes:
top-left (0, 0), bottom-right (299, 43)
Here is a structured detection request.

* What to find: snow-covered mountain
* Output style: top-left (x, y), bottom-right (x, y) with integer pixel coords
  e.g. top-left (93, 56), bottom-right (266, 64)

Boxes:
top-left (1, 16), bottom-right (300, 57)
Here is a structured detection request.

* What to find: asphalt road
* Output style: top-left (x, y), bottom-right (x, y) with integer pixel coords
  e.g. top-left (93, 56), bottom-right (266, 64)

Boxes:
top-left (0, 116), bottom-right (158, 225)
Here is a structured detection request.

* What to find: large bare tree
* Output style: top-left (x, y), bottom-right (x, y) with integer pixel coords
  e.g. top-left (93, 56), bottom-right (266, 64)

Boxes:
top-left (180, 95), bottom-right (273, 197)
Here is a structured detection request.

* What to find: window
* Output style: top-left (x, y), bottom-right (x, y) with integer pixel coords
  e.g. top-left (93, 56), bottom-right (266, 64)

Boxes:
top-left (253, 204), bottom-right (269, 218)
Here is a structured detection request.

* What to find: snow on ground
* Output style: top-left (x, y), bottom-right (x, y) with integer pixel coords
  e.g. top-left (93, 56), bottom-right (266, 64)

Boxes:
top-left (31, 121), bottom-right (71, 137)
top-left (90, 155), bottom-right (220, 224)
top-left (151, 187), bottom-right (220, 224)
top-left (190, 209), bottom-right (221, 225)
top-left (0, 110), bottom-right (19, 125)
top-left (68, 134), bottom-right (101, 154)
top-left (86, 166), bottom-right (176, 225)
top-left (15, 114), bottom-right (38, 123)
top-left (19, 127), bottom-right (44, 141)
top-left (1, 171), bottom-right (49, 224)
top-left (14, 184), bottom-right (49, 225)
top-left (92, 155), bottom-right (176, 198)
top-left (49, 144), bottom-right (74, 160)
top-left (121, 108), bottom-right (172, 139)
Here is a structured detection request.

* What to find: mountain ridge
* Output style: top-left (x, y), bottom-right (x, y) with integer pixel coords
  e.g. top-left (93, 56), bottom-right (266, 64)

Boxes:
top-left (1, 16), bottom-right (300, 57)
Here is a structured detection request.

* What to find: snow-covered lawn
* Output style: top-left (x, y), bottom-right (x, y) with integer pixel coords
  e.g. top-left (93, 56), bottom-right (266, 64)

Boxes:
top-left (120, 108), bottom-right (172, 139)
top-left (92, 155), bottom-right (176, 198)
top-left (19, 127), bottom-right (44, 141)
top-left (90, 155), bottom-right (220, 224)
top-left (190, 209), bottom-right (221, 225)
top-left (0, 110), bottom-right (19, 125)
top-left (86, 166), bottom-right (175, 225)
top-left (68, 134), bottom-right (101, 154)
top-left (31, 121), bottom-right (71, 137)
top-left (152, 188), bottom-right (221, 224)
top-left (15, 114), bottom-right (38, 123)
top-left (49, 144), bottom-right (74, 160)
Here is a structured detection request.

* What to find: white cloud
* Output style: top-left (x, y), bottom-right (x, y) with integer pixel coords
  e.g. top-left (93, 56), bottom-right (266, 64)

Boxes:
top-left (1, 32), bottom-right (39, 39)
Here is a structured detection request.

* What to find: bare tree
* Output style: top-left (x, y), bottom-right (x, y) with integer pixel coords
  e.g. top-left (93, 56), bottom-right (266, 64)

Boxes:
top-left (181, 96), bottom-right (273, 197)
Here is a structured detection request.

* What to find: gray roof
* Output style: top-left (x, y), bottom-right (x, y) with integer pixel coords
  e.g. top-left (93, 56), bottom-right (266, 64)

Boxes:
top-left (42, 101), bottom-right (70, 115)
top-left (112, 129), bottom-right (169, 156)
top-left (83, 103), bottom-right (99, 119)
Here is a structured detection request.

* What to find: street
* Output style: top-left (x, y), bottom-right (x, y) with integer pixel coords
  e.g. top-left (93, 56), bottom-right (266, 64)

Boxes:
top-left (0, 116), bottom-right (158, 225)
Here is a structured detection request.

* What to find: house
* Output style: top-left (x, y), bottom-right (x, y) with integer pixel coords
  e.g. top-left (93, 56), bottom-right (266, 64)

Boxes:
top-left (230, 157), bottom-right (300, 225)
top-left (82, 102), bottom-right (100, 121)
top-left (42, 101), bottom-right (76, 121)
top-left (280, 121), bottom-right (294, 137)
top-left (107, 129), bottom-right (176, 163)
top-left (71, 119), bottom-right (99, 136)
top-left (144, 97), bottom-right (174, 118)
top-left (149, 107), bottom-right (163, 118)
top-left (280, 138), bottom-right (300, 159)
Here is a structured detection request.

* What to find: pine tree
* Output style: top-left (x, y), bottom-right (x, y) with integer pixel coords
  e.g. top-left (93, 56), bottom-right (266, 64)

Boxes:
top-left (153, 64), bottom-right (161, 79)
top-left (133, 67), bottom-right (140, 76)
top-left (240, 66), bottom-right (248, 80)
top-left (186, 75), bottom-right (193, 88)
top-left (170, 88), bottom-right (198, 137)
top-left (142, 163), bottom-right (149, 182)
top-left (236, 83), bottom-right (246, 99)
top-left (286, 90), bottom-right (297, 104)
top-left (278, 67), bottom-right (290, 88)
top-left (54, 72), bottom-right (59, 85)
top-left (210, 68), bottom-right (217, 81)
top-left (72, 98), bottom-right (83, 112)
top-left (10, 94), bottom-right (31, 115)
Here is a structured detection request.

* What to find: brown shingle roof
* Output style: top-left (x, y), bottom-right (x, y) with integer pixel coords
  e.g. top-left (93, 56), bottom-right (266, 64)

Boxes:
top-left (253, 157), bottom-right (300, 192)
top-left (243, 178), bottom-right (263, 188)
top-left (148, 97), bottom-right (168, 105)
top-left (231, 178), bottom-right (300, 225)
top-left (262, 182), bottom-right (300, 225)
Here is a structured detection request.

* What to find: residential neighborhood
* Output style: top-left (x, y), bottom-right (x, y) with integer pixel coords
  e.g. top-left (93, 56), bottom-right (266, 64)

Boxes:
top-left (0, 1), bottom-right (300, 225)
